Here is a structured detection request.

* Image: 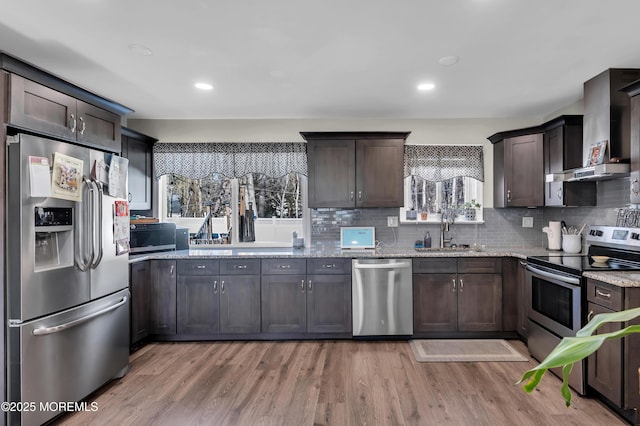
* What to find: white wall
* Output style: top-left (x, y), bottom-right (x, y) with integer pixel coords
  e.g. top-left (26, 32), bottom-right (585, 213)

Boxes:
top-left (128, 117), bottom-right (544, 208)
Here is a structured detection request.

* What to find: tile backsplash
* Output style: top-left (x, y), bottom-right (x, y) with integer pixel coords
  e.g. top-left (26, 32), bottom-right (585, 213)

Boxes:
top-left (310, 178), bottom-right (632, 249)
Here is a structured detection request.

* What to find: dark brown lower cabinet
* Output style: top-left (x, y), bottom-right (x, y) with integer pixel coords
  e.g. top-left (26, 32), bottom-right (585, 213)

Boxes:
top-left (306, 274), bottom-right (352, 333)
top-left (261, 258), bottom-right (352, 335)
top-left (413, 258), bottom-right (502, 334)
top-left (177, 259), bottom-right (261, 335)
top-left (150, 260), bottom-right (177, 335)
top-left (586, 279), bottom-right (640, 422)
top-left (130, 261), bottom-right (151, 346)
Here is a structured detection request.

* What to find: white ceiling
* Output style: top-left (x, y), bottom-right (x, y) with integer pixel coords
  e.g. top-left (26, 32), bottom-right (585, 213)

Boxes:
top-left (3, 0), bottom-right (640, 120)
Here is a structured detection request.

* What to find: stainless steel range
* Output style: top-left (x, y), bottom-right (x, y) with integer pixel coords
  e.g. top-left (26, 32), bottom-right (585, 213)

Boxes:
top-left (525, 225), bottom-right (640, 395)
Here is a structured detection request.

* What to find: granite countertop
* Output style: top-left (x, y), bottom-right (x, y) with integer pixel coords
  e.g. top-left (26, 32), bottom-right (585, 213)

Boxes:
top-left (129, 245), bottom-right (640, 288)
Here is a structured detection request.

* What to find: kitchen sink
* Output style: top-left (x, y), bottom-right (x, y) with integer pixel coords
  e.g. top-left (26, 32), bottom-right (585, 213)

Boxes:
top-left (414, 246), bottom-right (471, 253)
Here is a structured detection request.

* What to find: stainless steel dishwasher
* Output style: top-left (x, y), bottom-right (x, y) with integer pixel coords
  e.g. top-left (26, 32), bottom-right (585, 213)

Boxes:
top-left (352, 258), bottom-right (413, 336)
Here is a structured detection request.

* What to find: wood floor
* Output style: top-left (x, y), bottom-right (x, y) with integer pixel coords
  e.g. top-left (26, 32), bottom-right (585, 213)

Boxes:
top-left (55, 340), bottom-right (626, 426)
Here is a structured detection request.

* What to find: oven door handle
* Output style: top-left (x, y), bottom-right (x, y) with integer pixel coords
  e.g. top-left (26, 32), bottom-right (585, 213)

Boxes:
top-left (525, 264), bottom-right (581, 285)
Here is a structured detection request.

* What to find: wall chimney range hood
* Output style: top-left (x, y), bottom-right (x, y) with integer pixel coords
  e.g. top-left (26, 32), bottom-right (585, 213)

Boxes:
top-left (551, 69), bottom-right (640, 183)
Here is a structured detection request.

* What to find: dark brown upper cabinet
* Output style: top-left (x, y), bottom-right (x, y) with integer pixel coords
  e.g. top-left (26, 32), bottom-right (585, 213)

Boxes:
top-left (8, 73), bottom-right (122, 153)
top-left (301, 131), bottom-right (410, 208)
top-left (620, 79), bottom-right (640, 205)
top-left (543, 115), bottom-right (596, 207)
top-left (490, 128), bottom-right (544, 207)
top-left (122, 127), bottom-right (157, 212)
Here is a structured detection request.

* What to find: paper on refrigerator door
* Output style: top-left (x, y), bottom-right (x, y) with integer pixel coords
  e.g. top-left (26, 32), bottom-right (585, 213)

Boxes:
top-left (50, 152), bottom-right (83, 202)
top-left (113, 200), bottom-right (130, 255)
top-left (107, 156), bottom-right (128, 199)
top-left (28, 156), bottom-right (52, 198)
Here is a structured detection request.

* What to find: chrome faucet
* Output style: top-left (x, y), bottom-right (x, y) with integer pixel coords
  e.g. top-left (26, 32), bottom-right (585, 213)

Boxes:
top-left (440, 207), bottom-right (456, 248)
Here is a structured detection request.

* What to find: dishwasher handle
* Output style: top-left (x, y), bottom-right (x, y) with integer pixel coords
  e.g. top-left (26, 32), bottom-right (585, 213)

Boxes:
top-left (353, 261), bottom-right (412, 270)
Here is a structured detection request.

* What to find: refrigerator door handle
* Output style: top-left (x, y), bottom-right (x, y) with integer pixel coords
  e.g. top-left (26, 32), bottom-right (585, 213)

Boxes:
top-left (75, 176), bottom-right (93, 271)
top-left (32, 295), bottom-right (128, 336)
top-left (90, 179), bottom-right (104, 268)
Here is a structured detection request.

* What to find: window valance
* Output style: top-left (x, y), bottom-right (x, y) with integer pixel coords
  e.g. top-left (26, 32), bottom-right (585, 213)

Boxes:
top-left (153, 142), bottom-right (307, 179)
top-left (403, 145), bottom-right (484, 182)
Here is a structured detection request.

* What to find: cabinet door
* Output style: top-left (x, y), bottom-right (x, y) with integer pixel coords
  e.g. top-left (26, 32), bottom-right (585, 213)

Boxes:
top-left (413, 273), bottom-right (457, 332)
top-left (504, 133), bottom-right (543, 207)
top-left (261, 274), bottom-right (307, 333)
top-left (630, 94), bottom-right (640, 204)
top-left (130, 261), bottom-right (150, 345)
top-left (307, 139), bottom-right (356, 208)
top-left (76, 100), bottom-right (121, 152)
top-left (516, 260), bottom-right (530, 338)
top-left (123, 132), bottom-right (153, 211)
top-left (355, 138), bottom-right (405, 207)
top-left (219, 275), bottom-right (261, 333)
top-left (306, 274), bottom-right (352, 333)
top-left (8, 73), bottom-right (76, 140)
top-left (150, 260), bottom-right (177, 335)
top-left (457, 274), bottom-right (502, 332)
top-left (177, 274), bottom-right (220, 335)
top-left (587, 302), bottom-right (623, 405)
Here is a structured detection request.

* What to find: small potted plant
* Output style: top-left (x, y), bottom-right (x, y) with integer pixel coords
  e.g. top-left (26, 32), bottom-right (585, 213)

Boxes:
top-left (464, 199), bottom-right (481, 221)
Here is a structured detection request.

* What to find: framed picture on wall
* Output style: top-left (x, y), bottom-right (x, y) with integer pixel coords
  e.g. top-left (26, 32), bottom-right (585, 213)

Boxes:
top-left (586, 140), bottom-right (607, 166)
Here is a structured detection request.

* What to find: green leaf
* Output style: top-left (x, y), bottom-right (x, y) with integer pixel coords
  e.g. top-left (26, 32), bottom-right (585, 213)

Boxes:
top-left (519, 306), bottom-right (640, 407)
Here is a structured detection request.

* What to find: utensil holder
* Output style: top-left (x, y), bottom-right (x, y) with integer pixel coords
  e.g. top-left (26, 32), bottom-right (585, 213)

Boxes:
top-left (562, 234), bottom-right (582, 253)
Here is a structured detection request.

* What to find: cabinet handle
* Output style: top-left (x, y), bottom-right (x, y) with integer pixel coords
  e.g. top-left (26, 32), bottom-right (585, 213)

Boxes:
top-left (170, 265), bottom-right (174, 275)
top-left (595, 289), bottom-right (611, 299)
top-left (308, 280), bottom-right (312, 292)
top-left (452, 279), bottom-right (456, 292)
top-left (196, 265), bottom-right (206, 269)
top-left (69, 113), bottom-right (76, 133)
top-left (556, 187), bottom-right (563, 199)
top-left (213, 280), bottom-right (218, 293)
top-left (78, 116), bottom-right (86, 135)
top-left (322, 264), bottom-right (335, 269)
top-left (301, 279), bottom-right (305, 292)
top-left (459, 279), bottom-right (464, 292)
top-left (631, 178), bottom-right (640, 196)
top-left (234, 264), bottom-right (247, 269)
top-left (519, 261), bottom-right (527, 267)
top-left (350, 191), bottom-right (354, 201)
top-left (587, 310), bottom-right (595, 322)
top-left (128, 192), bottom-right (133, 202)
top-left (221, 280), bottom-right (225, 293)
top-left (358, 191), bottom-right (363, 201)
top-left (507, 189), bottom-right (512, 203)
top-left (279, 264), bottom-right (291, 269)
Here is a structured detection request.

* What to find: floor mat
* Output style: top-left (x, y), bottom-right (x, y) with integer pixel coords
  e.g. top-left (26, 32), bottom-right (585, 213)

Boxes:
top-left (409, 339), bottom-right (529, 362)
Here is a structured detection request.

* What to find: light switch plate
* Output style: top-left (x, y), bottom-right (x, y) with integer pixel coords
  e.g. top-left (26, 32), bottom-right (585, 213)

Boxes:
top-left (387, 216), bottom-right (399, 227)
top-left (522, 216), bottom-right (534, 228)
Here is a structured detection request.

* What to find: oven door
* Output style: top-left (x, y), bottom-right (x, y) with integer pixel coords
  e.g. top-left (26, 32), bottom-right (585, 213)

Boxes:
top-left (526, 263), bottom-right (582, 337)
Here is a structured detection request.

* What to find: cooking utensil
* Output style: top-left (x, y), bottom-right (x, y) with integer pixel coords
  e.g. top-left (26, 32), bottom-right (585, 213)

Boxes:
top-left (577, 224), bottom-right (587, 236)
top-left (561, 221), bottom-right (568, 235)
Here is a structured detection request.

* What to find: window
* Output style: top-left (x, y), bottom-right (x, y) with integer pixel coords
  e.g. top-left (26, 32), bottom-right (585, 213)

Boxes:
top-left (160, 172), bottom-right (305, 245)
top-left (401, 145), bottom-right (484, 223)
top-left (400, 176), bottom-right (483, 223)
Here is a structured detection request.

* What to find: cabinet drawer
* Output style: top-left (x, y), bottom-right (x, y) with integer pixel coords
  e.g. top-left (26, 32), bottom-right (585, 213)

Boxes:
top-left (412, 258), bottom-right (457, 273)
top-left (458, 257), bottom-right (502, 274)
top-left (177, 259), bottom-right (220, 275)
top-left (220, 258), bottom-right (261, 275)
top-left (586, 279), bottom-right (623, 310)
top-left (307, 258), bottom-right (351, 275)
top-left (262, 258), bottom-right (307, 274)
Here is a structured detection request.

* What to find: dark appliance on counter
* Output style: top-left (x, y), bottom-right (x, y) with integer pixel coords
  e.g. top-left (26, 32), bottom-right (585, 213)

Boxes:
top-left (525, 225), bottom-right (640, 396)
top-left (175, 226), bottom-right (190, 250)
top-left (129, 222), bottom-right (176, 253)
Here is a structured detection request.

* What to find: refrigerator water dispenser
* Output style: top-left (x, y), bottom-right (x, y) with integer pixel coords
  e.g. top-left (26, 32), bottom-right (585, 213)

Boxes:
top-left (34, 207), bottom-right (74, 271)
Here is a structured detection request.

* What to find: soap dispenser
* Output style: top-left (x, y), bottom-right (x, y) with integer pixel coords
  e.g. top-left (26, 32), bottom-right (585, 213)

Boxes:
top-left (424, 231), bottom-right (432, 248)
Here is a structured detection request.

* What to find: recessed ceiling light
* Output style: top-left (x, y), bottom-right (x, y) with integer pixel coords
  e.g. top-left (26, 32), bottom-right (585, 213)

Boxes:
top-left (128, 44), bottom-right (153, 56)
top-left (194, 82), bottom-right (214, 91)
top-left (438, 55), bottom-right (459, 66)
top-left (417, 83), bottom-right (435, 91)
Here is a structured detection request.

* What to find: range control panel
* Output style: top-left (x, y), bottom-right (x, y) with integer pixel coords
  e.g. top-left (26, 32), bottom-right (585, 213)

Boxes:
top-left (586, 225), bottom-right (640, 248)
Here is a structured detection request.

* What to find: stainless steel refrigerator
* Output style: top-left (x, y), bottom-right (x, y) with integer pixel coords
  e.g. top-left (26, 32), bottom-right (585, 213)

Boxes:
top-left (6, 133), bottom-right (130, 426)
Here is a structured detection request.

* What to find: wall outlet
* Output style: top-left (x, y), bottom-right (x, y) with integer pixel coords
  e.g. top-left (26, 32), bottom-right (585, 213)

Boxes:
top-left (387, 216), bottom-right (399, 227)
top-left (522, 216), bottom-right (534, 228)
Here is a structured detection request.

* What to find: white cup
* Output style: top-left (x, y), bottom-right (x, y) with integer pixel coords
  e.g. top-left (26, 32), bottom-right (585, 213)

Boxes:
top-left (562, 234), bottom-right (582, 253)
